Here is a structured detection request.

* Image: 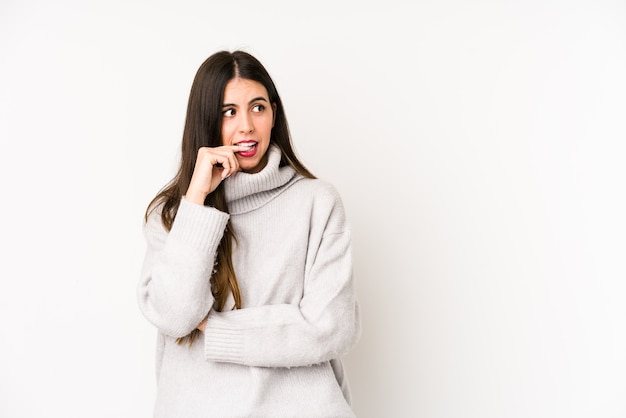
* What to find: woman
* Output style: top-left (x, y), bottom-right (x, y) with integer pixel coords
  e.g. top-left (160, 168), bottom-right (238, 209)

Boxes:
top-left (138, 50), bottom-right (361, 417)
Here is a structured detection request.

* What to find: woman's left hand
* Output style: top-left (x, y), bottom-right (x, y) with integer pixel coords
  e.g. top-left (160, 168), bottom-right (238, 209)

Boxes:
top-left (196, 319), bottom-right (207, 332)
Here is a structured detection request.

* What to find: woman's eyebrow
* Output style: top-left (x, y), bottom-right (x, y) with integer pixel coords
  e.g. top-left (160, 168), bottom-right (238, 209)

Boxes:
top-left (248, 96), bottom-right (268, 105)
top-left (222, 97), bottom-right (268, 108)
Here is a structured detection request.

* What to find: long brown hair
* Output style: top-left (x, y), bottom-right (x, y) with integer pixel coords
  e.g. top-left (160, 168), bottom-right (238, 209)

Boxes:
top-left (145, 50), bottom-right (315, 345)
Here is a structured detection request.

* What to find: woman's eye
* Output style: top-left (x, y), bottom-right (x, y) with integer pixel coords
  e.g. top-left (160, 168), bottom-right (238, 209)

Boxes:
top-left (251, 104), bottom-right (265, 113)
top-left (223, 108), bottom-right (235, 117)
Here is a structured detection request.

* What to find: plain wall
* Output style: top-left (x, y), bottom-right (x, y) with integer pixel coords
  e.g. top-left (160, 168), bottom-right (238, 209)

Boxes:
top-left (1, 0), bottom-right (625, 417)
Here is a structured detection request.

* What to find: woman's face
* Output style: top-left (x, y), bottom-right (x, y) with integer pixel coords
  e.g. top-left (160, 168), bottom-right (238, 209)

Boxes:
top-left (221, 77), bottom-right (275, 173)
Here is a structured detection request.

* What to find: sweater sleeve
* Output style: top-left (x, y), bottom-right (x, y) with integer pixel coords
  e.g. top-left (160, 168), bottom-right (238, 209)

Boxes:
top-left (203, 189), bottom-right (361, 368)
top-left (137, 197), bottom-right (230, 338)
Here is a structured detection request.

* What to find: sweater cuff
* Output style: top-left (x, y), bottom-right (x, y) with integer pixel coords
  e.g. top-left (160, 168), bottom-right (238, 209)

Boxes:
top-left (168, 197), bottom-right (230, 254)
top-left (204, 313), bottom-right (245, 364)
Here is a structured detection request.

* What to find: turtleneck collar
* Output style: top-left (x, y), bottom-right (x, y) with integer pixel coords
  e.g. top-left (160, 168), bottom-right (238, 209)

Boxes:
top-left (223, 145), bottom-right (300, 215)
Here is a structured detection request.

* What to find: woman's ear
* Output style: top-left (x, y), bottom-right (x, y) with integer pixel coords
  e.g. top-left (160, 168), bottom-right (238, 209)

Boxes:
top-left (272, 103), bottom-right (277, 127)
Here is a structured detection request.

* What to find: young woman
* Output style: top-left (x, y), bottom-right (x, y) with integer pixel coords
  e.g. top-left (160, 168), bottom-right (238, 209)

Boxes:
top-left (138, 50), bottom-right (361, 417)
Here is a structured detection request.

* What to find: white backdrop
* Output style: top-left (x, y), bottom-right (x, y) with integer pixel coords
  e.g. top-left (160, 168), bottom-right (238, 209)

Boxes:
top-left (1, 1), bottom-right (625, 417)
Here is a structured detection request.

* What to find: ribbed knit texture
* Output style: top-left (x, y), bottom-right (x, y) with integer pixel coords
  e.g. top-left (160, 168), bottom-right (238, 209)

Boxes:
top-left (138, 145), bottom-right (361, 417)
top-left (224, 146), bottom-right (300, 214)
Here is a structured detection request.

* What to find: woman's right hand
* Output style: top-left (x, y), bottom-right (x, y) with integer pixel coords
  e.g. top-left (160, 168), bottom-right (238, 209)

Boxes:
top-left (186, 145), bottom-right (245, 204)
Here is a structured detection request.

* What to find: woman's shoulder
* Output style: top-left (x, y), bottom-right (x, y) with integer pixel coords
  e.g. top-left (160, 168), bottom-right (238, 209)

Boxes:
top-left (144, 198), bottom-right (167, 226)
top-left (294, 176), bottom-right (343, 202)
top-left (291, 177), bottom-right (347, 220)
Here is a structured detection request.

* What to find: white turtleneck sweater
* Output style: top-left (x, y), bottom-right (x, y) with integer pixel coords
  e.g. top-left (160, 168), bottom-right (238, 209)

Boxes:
top-left (138, 146), bottom-right (361, 418)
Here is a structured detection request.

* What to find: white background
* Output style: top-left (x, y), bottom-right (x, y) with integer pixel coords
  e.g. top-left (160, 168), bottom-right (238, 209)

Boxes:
top-left (1, 0), bottom-right (625, 417)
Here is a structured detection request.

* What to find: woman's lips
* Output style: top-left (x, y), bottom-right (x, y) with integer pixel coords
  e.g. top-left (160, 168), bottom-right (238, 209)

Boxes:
top-left (235, 141), bottom-right (258, 158)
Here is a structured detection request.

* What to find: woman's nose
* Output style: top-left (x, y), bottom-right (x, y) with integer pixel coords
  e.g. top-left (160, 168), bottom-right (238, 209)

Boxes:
top-left (238, 113), bottom-right (254, 133)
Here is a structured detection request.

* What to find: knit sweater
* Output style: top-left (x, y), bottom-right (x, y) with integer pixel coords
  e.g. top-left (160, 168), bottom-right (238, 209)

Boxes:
top-left (138, 145), bottom-right (361, 418)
